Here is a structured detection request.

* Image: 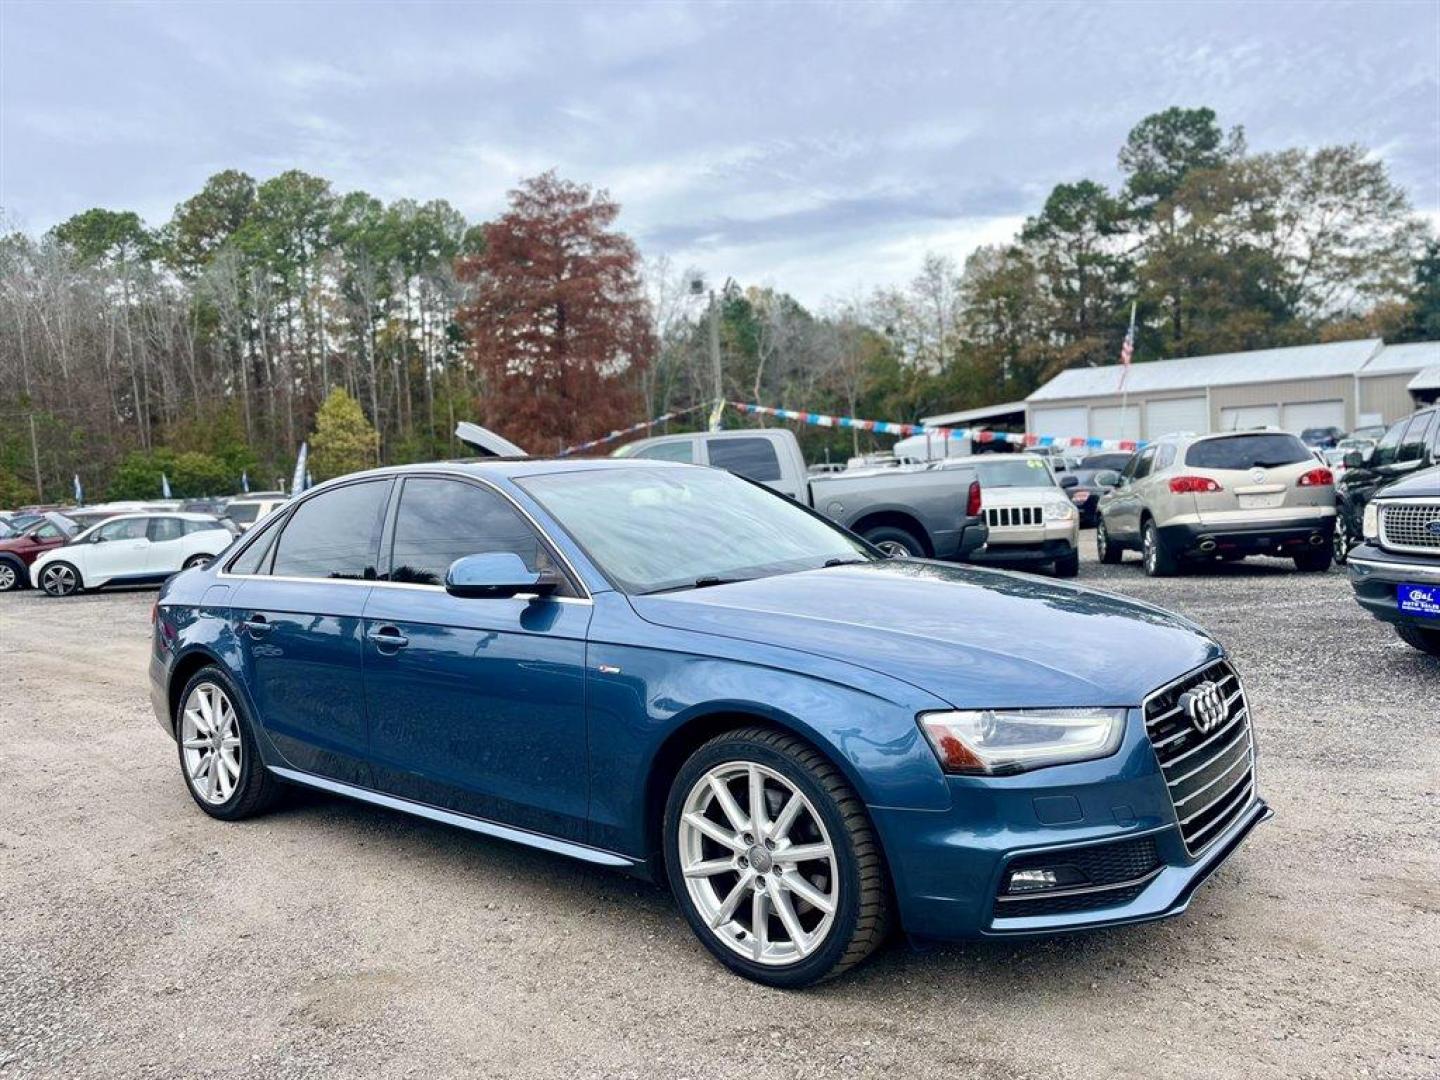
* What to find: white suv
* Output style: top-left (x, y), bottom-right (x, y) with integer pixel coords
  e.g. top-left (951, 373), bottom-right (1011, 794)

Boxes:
top-left (31, 512), bottom-right (236, 596)
top-left (960, 455), bottom-right (1081, 576)
top-left (1095, 431), bottom-right (1336, 576)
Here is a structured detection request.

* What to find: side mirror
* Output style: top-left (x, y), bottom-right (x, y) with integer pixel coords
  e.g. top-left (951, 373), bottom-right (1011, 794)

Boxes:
top-left (445, 552), bottom-right (556, 599)
top-left (1059, 474), bottom-right (1079, 489)
top-left (1094, 470), bottom-right (1122, 488)
top-left (1343, 451), bottom-right (1364, 470)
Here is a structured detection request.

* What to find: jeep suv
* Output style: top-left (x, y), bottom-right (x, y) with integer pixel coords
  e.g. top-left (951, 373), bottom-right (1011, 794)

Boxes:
top-left (1334, 406), bottom-right (1439, 565)
top-left (1095, 431), bottom-right (1336, 576)
top-left (1346, 463), bottom-right (1440, 656)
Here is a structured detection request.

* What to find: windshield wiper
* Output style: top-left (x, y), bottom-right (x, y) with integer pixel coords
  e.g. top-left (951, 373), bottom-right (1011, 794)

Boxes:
top-left (641, 576), bottom-right (749, 596)
top-left (822, 557), bottom-right (869, 568)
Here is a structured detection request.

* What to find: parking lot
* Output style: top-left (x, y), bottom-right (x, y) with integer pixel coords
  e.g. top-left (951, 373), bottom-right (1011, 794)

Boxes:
top-left (2, 535), bottom-right (1437, 1080)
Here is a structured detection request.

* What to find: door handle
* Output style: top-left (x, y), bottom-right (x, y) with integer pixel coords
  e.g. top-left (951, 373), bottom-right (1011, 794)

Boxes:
top-left (367, 625), bottom-right (409, 650)
top-left (242, 615), bottom-right (273, 635)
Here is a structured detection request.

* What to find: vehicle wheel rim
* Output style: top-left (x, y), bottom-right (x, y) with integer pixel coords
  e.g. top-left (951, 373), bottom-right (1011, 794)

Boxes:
top-left (42, 565), bottom-right (75, 595)
top-left (180, 682), bottom-right (242, 806)
top-left (1096, 521), bottom-right (1107, 558)
top-left (0, 564), bottom-right (15, 590)
top-left (1143, 528), bottom-right (1156, 572)
top-left (1333, 519), bottom-right (1348, 561)
top-left (678, 761), bottom-right (838, 967)
top-left (875, 540), bottom-right (910, 558)
top-left (185, 556), bottom-right (210, 569)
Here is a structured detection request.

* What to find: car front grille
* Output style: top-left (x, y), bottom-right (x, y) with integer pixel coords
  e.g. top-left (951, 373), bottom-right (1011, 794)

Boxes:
top-left (1379, 501), bottom-right (1440, 553)
top-left (1143, 659), bottom-right (1256, 856)
top-left (993, 836), bottom-right (1162, 918)
top-left (986, 505), bottom-right (1045, 528)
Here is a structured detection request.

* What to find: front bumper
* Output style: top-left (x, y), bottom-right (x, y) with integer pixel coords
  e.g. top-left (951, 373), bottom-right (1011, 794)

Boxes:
top-left (1158, 512), bottom-right (1333, 558)
top-left (1348, 542), bottom-right (1440, 627)
top-left (869, 713), bottom-right (1271, 941)
top-left (969, 537), bottom-right (1077, 564)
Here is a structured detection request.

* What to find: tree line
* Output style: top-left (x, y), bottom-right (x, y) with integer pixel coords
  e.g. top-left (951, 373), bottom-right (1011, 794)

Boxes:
top-left (1, 106), bottom-right (1435, 502)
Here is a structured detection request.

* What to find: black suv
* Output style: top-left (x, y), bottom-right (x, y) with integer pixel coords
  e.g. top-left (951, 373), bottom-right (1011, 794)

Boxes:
top-left (1346, 463), bottom-right (1440, 656)
top-left (1334, 406), bottom-right (1439, 564)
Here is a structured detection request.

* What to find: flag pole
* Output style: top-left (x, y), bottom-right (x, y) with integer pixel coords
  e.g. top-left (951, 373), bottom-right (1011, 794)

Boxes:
top-left (1118, 301), bottom-right (1136, 442)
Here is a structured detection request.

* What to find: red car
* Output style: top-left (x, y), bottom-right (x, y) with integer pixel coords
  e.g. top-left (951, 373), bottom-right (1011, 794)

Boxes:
top-left (0, 513), bottom-right (77, 591)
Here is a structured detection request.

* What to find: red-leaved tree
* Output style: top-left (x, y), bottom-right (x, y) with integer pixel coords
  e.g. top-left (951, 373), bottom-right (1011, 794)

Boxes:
top-left (457, 172), bottom-right (655, 451)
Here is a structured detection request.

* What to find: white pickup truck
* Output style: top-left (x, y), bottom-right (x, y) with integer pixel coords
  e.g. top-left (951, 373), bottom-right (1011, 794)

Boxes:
top-left (613, 429), bottom-right (989, 560)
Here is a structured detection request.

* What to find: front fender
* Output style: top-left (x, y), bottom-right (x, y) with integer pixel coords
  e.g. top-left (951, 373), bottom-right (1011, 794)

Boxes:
top-left (582, 593), bottom-right (953, 859)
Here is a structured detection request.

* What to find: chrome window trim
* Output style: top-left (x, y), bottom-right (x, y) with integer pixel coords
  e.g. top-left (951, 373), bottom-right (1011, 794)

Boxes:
top-left (217, 467), bottom-right (594, 602)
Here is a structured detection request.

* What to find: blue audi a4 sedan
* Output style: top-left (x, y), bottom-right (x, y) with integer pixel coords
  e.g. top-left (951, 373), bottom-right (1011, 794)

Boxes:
top-left (150, 458), bottom-right (1271, 986)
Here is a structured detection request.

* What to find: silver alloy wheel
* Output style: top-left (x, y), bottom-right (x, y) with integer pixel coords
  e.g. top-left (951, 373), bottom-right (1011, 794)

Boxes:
top-left (184, 554), bottom-right (211, 570)
top-left (677, 761), bottom-right (838, 967)
top-left (0, 563), bottom-right (16, 590)
top-left (180, 682), bottom-right (242, 806)
top-left (41, 564), bottom-right (77, 596)
top-left (1332, 516), bottom-right (1350, 564)
top-left (875, 540), bottom-right (910, 558)
top-left (1143, 525), bottom-right (1157, 573)
top-left (1096, 519), bottom-right (1108, 559)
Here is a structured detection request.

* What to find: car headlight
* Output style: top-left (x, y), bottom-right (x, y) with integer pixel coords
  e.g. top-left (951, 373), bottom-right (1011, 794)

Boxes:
top-left (918, 707), bottom-right (1127, 775)
top-left (1045, 501), bottom-right (1076, 521)
top-left (1362, 502), bottom-right (1380, 541)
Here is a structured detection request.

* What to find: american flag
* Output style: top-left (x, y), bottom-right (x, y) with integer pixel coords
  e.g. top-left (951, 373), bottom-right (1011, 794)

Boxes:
top-left (1118, 302), bottom-right (1136, 389)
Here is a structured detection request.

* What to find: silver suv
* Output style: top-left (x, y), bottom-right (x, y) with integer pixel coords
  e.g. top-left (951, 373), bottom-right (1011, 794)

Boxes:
top-left (1095, 430), bottom-right (1337, 576)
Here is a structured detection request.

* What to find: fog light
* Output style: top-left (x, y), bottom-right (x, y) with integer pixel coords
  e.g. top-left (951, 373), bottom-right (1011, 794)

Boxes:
top-left (1005, 865), bottom-right (1088, 894)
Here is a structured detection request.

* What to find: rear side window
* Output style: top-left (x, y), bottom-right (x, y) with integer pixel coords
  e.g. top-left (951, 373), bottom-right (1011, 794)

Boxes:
top-left (1373, 421), bottom-right (1407, 467)
top-left (1154, 445), bottom-right (1177, 470)
top-left (1185, 434), bottom-right (1309, 470)
top-left (1398, 412), bottom-right (1433, 462)
top-left (707, 437), bottom-right (782, 482)
top-left (271, 481), bottom-right (390, 580)
top-left (635, 440), bottom-right (695, 463)
top-left (386, 477), bottom-right (546, 586)
top-left (148, 517), bottom-right (184, 543)
top-left (227, 514), bottom-right (284, 575)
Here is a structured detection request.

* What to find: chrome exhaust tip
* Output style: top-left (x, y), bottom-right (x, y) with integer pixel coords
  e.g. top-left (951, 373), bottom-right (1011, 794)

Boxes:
top-left (1197, 537), bottom-right (1217, 553)
top-left (1309, 533), bottom-right (1326, 546)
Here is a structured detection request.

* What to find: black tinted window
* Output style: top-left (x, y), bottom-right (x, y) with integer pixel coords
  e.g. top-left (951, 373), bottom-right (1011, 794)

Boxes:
top-left (271, 481), bottom-right (389, 580)
top-left (707, 438), bottom-right (782, 482)
top-left (388, 478), bottom-right (544, 586)
top-left (148, 517), bottom-right (184, 543)
top-left (1373, 421), bottom-right (1407, 467)
top-left (1399, 412), bottom-right (1433, 461)
top-left (1185, 434), bottom-right (1309, 470)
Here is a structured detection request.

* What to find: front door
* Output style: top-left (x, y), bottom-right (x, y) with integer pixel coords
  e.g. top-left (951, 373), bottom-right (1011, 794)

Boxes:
top-left (229, 478), bottom-right (392, 786)
top-left (87, 516), bottom-right (152, 581)
top-left (361, 475), bottom-right (593, 842)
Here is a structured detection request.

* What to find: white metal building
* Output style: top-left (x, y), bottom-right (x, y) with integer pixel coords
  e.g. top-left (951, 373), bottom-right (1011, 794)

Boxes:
top-left (1024, 338), bottom-right (1440, 441)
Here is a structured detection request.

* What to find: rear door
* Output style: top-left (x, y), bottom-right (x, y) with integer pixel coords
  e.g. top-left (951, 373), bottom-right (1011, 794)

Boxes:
top-left (360, 475), bottom-right (593, 841)
top-left (227, 478), bottom-right (392, 785)
top-left (145, 516), bottom-right (189, 575)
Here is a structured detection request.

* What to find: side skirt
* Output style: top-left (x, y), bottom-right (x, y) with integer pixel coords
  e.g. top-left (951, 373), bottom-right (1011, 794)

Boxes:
top-left (267, 766), bottom-right (639, 870)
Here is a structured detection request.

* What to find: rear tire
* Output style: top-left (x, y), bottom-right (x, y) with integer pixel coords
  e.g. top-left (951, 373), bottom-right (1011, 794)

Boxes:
top-left (39, 561), bottom-right (82, 597)
top-left (1053, 551), bottom-right (1080, 578)
top-left (175, 666), bottom-right (281, 820)
top-left (863, 524), bottom-right (925, 559)
top-left (183, 554), bottom-right (214, 570)
top-left (664, 727), bottom-right (891, 987)
top-left (1293, 548), bottom-right (1333, 573)
top-left (1396, 624), bottom-right (1440, 657)
top-left (0, 557), bottom-right (23, 592)
top-left (1096, 517), bottom-right (1123, 564)
top-left (1141, 519), bottom-right (1176, 577)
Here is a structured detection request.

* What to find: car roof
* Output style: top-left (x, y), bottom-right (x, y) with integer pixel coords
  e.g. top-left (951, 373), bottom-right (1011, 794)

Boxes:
top-left (93, 511), bottom-right (222, 522)
top-left (305, 458), bottom-right (690, 485)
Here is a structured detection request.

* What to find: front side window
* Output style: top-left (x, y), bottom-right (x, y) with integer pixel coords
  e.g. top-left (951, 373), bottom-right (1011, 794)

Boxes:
top-left (1130, 448), bottom-right (1156, 480)
top-left (634, 440), bottom-right (695, 464)
top-left (520, 467), bottom-right (874, 595)
top-left (387, 477), bottom-right (547, 586)
top-left (707, 438), bottom-right (782, 482)
top-left (1185, 434), bottom-right (1309, 470)
top-left (96, 518), bottom-right (148, 543)
top-left (271, 481), bottom-right (390, 580)
top-left (1373, 421), bottom-right (1407, 467)
top-left (32, 524), bottom-right (62, 542)
top-left (1398, 411), bottom-right (1433, 462)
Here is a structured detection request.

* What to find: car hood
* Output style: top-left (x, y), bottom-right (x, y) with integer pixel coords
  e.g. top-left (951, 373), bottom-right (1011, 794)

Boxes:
top-left (629, 561), bottom-right (1219, 709)
top-left (1378, 465), bottom-right (1440, 500)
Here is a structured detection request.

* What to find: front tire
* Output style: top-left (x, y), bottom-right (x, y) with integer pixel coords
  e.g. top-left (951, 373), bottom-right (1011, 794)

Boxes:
top-left (1396, 624), bottom-right (1440, 657)
top-left (175, 666), bottom-right (280, 820)
top-left (1053, 551), bottom-right (1080, 578)
top-left (1332, 514), bottom-right (1354, 565)
top-left (39, 561), bottom-right (82, 597)
top-left (863, 524), bottom-right (925, 559)
top-left (664, 727), bottom-right (890, 987)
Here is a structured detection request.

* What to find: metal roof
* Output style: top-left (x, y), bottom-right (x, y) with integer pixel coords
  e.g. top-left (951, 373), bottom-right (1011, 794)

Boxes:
top-left (1361, 341), bottom-right (1440, 376)
top-left (921, 400), bottom-right (1027, 426)
top-left (1409, 365), bottom-right (1440, 392)
top-left (1027, 339), bottom-right (1383, 402)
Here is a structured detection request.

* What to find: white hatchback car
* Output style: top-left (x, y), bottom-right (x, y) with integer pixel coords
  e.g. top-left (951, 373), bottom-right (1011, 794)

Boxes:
top-left (31, 512), bottom-right (237, 597)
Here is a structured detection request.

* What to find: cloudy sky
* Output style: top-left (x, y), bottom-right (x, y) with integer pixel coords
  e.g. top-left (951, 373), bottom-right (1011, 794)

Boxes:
top-left (2, 1), bottom-right (1436, 305)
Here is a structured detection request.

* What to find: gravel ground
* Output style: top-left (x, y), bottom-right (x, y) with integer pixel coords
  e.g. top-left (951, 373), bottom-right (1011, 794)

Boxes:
top-left (2, 537), bottom-right (1438, 1080)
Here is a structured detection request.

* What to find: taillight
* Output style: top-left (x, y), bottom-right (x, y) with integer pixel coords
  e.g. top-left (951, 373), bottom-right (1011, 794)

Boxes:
top-left (1297, 467), bottom-right (1333, 487)
top-left (966, 479), bottom-right (982, 518)
top-left (1168, 476), bottom-right (1222, 494)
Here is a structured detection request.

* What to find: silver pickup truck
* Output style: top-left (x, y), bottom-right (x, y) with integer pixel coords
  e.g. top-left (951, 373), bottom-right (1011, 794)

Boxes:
top-left (613, 429), bottom-right (988, 560)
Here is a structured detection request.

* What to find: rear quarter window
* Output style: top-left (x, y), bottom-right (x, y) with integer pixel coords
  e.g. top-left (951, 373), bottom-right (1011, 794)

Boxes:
top-left (1185, 434), bottom-right (1309, 470)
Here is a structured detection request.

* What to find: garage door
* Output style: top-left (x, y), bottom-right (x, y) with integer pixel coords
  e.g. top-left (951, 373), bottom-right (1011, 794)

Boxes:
top-left (1090, 405), bottom-right (1141, 441)
top-left (1280, 399), bottom-right (1346, 433)
top-left (1030, 406), bottom-right (1087, 439)
top-left (1218, 404), bottom-right (1279, 431)
top-left (1145, 396), bottom-right (1208, 438)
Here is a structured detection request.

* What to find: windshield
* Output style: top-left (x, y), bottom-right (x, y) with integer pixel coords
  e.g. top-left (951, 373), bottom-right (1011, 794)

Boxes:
top-left (519, 466), bottom-right (875, 594)
top-left (1185, 434), bottom-right (1310, 470)
top-left (973, 458), bottom-right (1056, 489)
